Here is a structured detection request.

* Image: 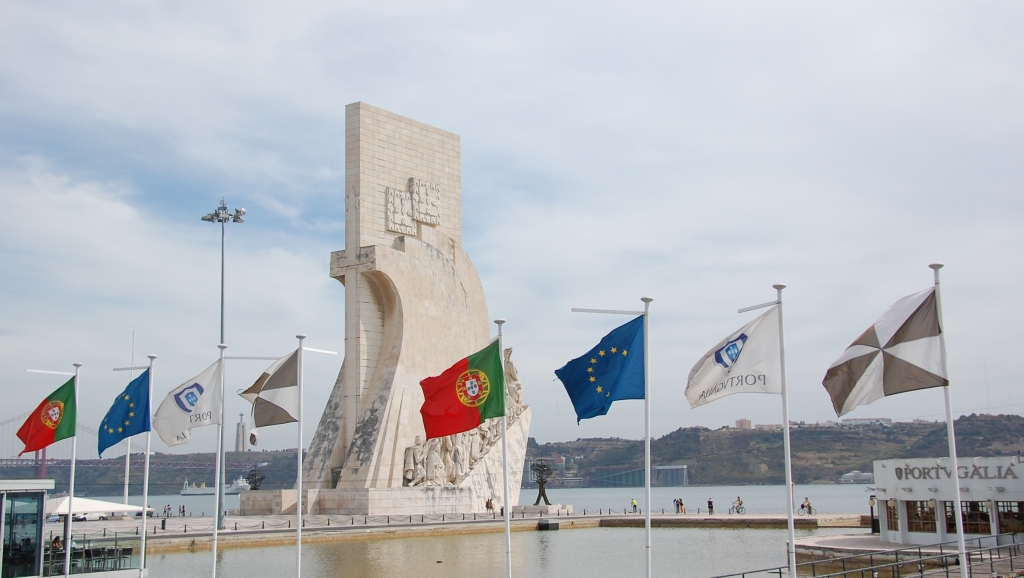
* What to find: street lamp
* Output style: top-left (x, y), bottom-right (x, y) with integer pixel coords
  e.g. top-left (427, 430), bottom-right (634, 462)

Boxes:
top-left (201, 199), bottom-right (246, 344)
top-left (201, 198), bottom-right (245, 531)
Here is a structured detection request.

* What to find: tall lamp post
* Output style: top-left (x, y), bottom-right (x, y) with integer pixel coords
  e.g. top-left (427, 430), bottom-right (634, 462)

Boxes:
top-left (201, 198), bottom-right (245, 530)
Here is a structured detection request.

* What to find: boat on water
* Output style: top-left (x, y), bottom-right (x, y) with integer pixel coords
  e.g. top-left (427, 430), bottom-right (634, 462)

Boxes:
top-left (180, 476), bottom-right (251, 495)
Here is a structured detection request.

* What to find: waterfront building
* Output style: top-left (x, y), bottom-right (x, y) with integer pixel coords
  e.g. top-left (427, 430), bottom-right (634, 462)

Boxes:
top-left (735, 419), bottom-right (752, 430)
top-left (1, 479), bottom-right (53, 577)
top-left (873, 456), bottom-right (1024, 546)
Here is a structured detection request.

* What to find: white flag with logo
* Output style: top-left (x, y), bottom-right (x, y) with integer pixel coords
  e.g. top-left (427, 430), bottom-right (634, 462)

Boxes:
top-left (153, 360), bottom-right (222, 447)
top-left (685, 306), bottom-right (782, 408)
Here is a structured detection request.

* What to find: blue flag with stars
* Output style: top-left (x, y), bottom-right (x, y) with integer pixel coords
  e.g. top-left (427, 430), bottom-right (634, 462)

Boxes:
top-left (98, 369), bottom-right (151, 457)
top-left (555, 315), bottom-right (645, 422)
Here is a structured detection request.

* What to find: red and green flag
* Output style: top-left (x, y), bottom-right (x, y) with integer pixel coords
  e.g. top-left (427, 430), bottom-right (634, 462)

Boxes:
top-left (419, 339), bottom-right (505, 439)
top-left (17, 377), bottom-right (77, 455)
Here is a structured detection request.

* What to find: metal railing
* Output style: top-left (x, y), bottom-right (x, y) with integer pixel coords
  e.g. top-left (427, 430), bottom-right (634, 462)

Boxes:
top-left (709, 534), bottom-right (1023, 578)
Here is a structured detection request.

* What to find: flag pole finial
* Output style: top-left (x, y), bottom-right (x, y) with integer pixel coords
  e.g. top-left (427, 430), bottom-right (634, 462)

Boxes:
top-left (296, 334), bottom-right (306, 340)
top-left (641, 296), bottom-right (653, 303)
top-left (148, 354), bottom-right (157, 360)
top-left (494, 318), bottom-right (506, 326)
top-left (218, 343), bottom-right (227, 350)
top-left (773, 283), bottom-right (787, 291)
top-left (73, 362), bottom-right (82, 368)
top-left (929, 263), bottom-right (944, 270)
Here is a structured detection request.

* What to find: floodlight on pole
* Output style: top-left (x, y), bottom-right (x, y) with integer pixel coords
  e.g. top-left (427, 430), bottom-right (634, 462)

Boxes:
top-left (201, 198), bottom-right (245, 531)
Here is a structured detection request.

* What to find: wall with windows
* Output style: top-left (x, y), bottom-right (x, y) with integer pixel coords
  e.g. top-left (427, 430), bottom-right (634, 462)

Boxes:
top-left (875, 457), bottom-right (1021, 546)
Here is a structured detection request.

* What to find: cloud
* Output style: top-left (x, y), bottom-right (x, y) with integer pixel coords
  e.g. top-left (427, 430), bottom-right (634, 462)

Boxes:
top-left (1, 0), bottom-right (1023, 452)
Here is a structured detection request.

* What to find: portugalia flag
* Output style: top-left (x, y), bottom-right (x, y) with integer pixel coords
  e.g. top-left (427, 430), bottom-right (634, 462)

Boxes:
top-left (419, 339), bottom-right (505, 439)
top-left (17, 377), bottom-right (77, 455)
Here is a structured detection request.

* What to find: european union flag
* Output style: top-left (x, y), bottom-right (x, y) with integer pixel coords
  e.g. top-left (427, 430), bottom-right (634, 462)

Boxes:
top-left (98, 369), bottom-right (151, 457)
top-left (555, 316), bottom-right (645, 422)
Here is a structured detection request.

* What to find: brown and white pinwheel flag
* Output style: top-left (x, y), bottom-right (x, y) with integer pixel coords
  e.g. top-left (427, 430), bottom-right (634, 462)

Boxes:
top-left (823, 287), bottom-right (947, 416)
top-left (240, 350), bottom-right (298, 433)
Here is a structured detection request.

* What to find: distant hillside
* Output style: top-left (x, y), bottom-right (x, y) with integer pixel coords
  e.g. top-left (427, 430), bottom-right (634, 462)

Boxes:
top-left (6, 414), bottom-right (1024, 493)
top-left (527, 414), bottom-right (1024, 487)
top-left (0, 450), bottom-right (298, 496)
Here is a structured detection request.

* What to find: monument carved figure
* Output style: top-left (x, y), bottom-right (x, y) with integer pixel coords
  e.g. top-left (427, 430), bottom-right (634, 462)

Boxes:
top-left (293, 102), bottom-right (531, 516)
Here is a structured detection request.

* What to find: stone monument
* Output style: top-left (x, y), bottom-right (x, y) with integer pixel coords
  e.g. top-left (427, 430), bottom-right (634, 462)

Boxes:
top-left (243, 103), bottom-right (530, 516)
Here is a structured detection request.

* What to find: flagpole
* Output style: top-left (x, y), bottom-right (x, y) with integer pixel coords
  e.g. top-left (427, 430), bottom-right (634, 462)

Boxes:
top-left (930, 263), bottom-right (968, 578)
top-left (124, 330), bottom-right (135, 517)
top-left (211, 344), bottom-right (226, 578)
top-left (295, 334), bottom-right (305, 578)
top-left (64, 362), bottom-right (81, 578)
top-left (641, 296), bottom-right (653, 578)
top-left (139, 355), bottom-right (155, 578)
top-left (495, 319), bottom-right (512, 578)
top-left (773, 284), bottom-right (797, 578)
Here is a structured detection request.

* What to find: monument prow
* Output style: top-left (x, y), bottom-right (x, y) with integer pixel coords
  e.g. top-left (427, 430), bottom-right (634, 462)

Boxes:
top-left (282, 103), bottom-right (529, 516)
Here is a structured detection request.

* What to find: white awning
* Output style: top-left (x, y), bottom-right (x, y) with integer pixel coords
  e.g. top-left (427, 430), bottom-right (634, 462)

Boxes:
top-left (46, 496), bottom-right (146, 515)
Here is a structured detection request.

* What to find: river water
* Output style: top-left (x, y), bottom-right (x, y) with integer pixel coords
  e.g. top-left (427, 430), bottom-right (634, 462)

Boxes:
top-left (136, 484), bottom-right (874, 577)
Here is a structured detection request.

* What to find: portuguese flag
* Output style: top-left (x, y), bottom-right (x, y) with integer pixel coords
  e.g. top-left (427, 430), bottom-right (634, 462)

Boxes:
top-left (419, 339), bottom-right (505, 439)
top-left (17, 377), bottom-right (77, 455)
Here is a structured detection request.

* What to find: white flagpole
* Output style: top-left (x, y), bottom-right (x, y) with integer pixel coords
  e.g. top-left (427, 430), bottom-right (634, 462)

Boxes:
top-left (494, 319), bottom-right (512, 578)
top-left (773, 284), bottom-right (797, 578)
top-left (931, 263), bottom-right (968, 578)
top-left (295, 335), bottom-right (305, 578)
top-left (641, 296), bottom-right (653, 578)
top-left (62, 363), bottom-right (81, 578)
top-left (123, 330), bottom-right (135, 516)
top-left (139, 355), bottom-right (155, 578)
top-left (569, 301), bottom-right (650, 578)
top-left (211, 344), bottom-right (226, 578)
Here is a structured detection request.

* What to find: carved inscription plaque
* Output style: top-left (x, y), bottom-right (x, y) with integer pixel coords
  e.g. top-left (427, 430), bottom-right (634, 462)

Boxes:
top-left (386, 186), bottom-right (417, 235)
top-left (409, 178), bottom-right (441, 226)
top-left (385, 178), bottom-right (442, 235)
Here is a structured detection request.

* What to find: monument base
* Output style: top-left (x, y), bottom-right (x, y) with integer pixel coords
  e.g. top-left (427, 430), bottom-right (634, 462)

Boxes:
top-left (512, 504), bottom-right (573, 516)
top-left (242, 408), bottom-right (531, 516)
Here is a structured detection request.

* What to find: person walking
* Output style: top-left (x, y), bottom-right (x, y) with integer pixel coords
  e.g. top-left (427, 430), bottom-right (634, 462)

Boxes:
top-left (631, 498), bottom-right (638, 513)
top-left (707, 497), bottom-right (714, 515)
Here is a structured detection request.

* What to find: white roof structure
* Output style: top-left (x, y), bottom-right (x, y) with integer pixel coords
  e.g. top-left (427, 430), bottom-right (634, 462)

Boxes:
top-left (46, 496), bottom-right (146, 515)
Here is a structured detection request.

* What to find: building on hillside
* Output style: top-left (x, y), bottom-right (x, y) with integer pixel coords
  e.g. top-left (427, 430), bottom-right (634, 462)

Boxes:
top-left (843, 417), bottom-right (892, 427)
top-left (735, 419), bottom-right (752, 430)
top-left (755, 423), bottom-right (782, 431)
top-left (234, 413), bottom-right (248, 452)
top-left (873, 456), bottom-right (1024, 546)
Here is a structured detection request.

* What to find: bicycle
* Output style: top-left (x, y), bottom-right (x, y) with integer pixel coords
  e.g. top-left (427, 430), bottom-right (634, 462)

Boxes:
top-left (798, 505), bottom-right (816, 516)
top-left (729, 504), bottom-right (746, 515)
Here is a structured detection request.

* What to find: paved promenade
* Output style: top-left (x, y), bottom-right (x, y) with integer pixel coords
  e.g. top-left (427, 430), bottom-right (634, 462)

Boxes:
top-left (50, 511), bottom-right (869, 553)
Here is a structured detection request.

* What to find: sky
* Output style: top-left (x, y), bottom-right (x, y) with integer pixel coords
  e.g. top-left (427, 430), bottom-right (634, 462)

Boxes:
top-left (1, 1), bottom-right (1023, 458)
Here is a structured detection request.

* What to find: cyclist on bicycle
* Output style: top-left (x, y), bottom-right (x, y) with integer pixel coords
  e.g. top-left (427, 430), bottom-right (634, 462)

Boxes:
top-left (734, 496), bottom-right (743, 511)
top-left (801, 497), bottom-right (812, 513)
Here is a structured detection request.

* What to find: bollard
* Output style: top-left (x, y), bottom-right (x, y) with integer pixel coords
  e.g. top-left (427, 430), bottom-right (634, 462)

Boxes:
top-left (262, 521), bottom-right (265, 529)
top-left (161, 518), bottom-right (166, 530)
top-left (421, 515), bottom-right (424, 523)
top-left (327, 519), bottom-right (330, 527)
top-left (103, 529), bottom-right (106, 537)
top-left (387, 516), bottom-right (390, 524)
top-left (234, 523), bottom-right (237, 530)
top-left (288, 520), bottom-right (291, 528)
top-left (184, 525), bottom-right (187, 533)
